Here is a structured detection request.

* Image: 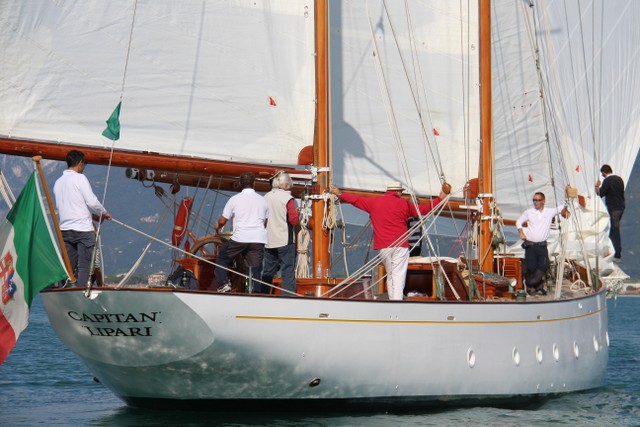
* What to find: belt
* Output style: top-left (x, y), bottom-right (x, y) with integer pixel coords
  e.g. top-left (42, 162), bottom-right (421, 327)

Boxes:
top-left (526, 240), bottom-right (547, 246)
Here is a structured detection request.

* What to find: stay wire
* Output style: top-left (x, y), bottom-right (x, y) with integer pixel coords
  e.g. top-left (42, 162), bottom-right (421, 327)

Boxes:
top-left (88, 0), bottom-right (139, 289)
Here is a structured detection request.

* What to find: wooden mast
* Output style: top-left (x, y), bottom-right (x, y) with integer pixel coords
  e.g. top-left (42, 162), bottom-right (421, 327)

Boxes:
top-left (311, 0), bottom-right (331, 278)
top-left (478, 0), bottom-right (494, 272)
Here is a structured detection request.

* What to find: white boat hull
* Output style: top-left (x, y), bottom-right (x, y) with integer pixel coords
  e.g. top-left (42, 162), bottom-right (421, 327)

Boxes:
top-left (41, 288), bottom-right (608, 409)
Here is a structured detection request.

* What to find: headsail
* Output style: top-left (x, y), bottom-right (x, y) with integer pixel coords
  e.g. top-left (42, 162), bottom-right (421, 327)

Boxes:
top-left (492, 0), bottom-right (640, 220)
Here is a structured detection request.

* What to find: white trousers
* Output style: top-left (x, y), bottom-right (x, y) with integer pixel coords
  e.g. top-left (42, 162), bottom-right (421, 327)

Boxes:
top-left (380, 247), bottom-right (409, 300)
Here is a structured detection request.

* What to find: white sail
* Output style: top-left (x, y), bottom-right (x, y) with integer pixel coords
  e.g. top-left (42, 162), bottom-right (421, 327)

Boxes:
top-left (493, 0), bottom-right (640, 220)
top-left (331, 1), bottom-right (640, 206)
top-left (330, 1), bottom-right (480, 196)
top-left (538, 0), bottom-right (640, 189)
top-left (490, 1), bottom-right (640, 275)
top-left (0, 0), bottom-right (316, 166)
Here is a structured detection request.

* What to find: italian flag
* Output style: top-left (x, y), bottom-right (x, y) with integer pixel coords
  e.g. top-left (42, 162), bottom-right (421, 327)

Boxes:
top-left (0, 172), bottom-right (68, 364)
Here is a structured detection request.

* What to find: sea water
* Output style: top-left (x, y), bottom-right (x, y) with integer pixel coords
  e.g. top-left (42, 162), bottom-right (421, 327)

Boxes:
top-left (1, 296), bottom-right (639, 427)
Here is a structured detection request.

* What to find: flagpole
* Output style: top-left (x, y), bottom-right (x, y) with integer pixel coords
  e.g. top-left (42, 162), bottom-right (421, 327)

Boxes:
top-left (32, 156), bottom-right (76, 282)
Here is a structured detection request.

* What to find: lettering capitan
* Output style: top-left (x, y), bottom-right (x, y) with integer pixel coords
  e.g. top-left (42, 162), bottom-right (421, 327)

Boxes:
top-left (67, 311), bottom-right (160, 323)
top-left (67, 311), bottom-right (161, 337)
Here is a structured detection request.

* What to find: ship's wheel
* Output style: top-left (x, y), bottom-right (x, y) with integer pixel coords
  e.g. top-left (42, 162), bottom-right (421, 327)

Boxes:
top-left (187, 232), bottom-right (247, 292)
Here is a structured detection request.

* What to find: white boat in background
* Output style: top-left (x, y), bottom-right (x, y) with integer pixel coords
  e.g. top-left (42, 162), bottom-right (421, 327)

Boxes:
top-left (1, 0), bottom-right (638, 410)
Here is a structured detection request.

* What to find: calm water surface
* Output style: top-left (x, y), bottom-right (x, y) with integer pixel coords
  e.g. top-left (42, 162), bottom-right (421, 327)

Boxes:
top-left (1, 296), bottom-right (638, 426)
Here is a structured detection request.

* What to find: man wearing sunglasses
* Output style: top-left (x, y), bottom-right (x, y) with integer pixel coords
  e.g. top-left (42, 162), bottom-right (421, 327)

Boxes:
top-left (516, 191), bottom-right (569, 296)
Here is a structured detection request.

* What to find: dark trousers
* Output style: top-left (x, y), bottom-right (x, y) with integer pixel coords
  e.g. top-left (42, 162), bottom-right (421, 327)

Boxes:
top-left (262, 244), bottom-right (296, 295)
top-left (215, 239), bottom-right (264, 292)
top-left (409, 245), bottom-right (422, 257)
top-left (62, 230), bottom-right (96, 287)
top-left (609, 209), bottom-right (624, 258)
top-left (523, 244), bottom-right (548, 291)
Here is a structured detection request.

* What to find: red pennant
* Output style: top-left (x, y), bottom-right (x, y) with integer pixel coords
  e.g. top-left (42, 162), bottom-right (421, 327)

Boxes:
top-left (432, 128), bottom-right (440, 136)
top-left (528, 174), bottom-right (533, 182)
top-left (268, 96), bottom-right (277, 106)
top-left (575, 164), bottom-right (581, 172)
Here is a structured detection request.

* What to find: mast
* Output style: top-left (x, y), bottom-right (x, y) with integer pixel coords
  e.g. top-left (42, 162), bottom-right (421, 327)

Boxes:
top-left (311, 0), bottom-right (331, 277)
top-left (478, 0), bottom-right (494, 272)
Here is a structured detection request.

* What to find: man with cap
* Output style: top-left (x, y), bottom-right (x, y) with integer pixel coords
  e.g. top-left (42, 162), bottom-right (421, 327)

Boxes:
top-left (329, 181), bottom-right (450, 300)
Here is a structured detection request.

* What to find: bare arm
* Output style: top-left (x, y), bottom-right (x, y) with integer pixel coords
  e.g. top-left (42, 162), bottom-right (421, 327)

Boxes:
top-left (215, 216), bottom-right (228, 231)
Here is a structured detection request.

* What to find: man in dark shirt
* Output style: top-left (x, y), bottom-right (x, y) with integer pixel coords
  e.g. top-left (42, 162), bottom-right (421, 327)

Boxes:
top-left (595, 164), bottom-right (625, 262)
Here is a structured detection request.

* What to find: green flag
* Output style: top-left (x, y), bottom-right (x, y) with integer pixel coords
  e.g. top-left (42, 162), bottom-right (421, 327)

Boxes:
top-left (0, 172), bottom-right (68, 363)
top-left (102, 101), bottom-right (122, 140)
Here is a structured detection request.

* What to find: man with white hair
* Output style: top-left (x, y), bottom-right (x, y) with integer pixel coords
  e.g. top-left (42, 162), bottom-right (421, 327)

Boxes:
top-left (329, 181), bottom-right (450, 300)
top-left (262, 171), bottom-right (299, 295)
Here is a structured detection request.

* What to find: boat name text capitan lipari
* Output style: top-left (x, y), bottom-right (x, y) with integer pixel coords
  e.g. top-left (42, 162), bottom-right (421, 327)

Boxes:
top-left (67, 311), bottom-right (161, 337)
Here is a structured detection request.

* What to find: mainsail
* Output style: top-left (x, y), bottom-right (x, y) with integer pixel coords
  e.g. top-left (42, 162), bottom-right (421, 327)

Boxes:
top-left (330, 2), bottom-right (480, 196)
top-left (0, 1), bottom-right (316, 167)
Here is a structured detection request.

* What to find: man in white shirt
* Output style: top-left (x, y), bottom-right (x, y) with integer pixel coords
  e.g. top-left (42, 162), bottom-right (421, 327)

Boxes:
top-left (516, 191), bottom-right (568, 296)
top-left (53, 150), bottom-right (111, 287)
top-left (214, 172), bottom-right (268, 293)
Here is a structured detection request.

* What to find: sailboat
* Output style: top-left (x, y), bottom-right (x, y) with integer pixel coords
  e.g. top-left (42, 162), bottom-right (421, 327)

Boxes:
top-left (1, 0), bottom-right (638, 410)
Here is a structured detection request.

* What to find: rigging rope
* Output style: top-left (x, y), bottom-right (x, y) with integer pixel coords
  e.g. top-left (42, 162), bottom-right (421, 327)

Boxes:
top-left (323, 194), bottom-right (453, 299)
top-left (322, 192), bottom-right (338, 230)
top-left (365, 4), bottom-right (436, 198)
top-left (0, 170), bottom-right (16, 208)
top-left (554, 202), bottom-right (571, 300)
top-left (527, 1), bottom-right (605, 286)
top-left (86, 0), bottom-right (139, 292)
top-left (110, 217), bottom-right (298, 296)
top-left (296, 195), bottom-right (312, 278)
top-left (115, 193), bottom-right (173, 288)
top-left (372, 1), bottom-right (446, 182)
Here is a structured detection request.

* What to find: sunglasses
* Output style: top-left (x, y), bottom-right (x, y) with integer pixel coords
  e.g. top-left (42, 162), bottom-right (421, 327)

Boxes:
top-left (532, 198), bottom-right (543, 202)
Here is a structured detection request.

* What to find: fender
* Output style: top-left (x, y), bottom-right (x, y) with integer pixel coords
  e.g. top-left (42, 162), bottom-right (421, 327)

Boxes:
top-left (172, 196), bottom-right (192, 247)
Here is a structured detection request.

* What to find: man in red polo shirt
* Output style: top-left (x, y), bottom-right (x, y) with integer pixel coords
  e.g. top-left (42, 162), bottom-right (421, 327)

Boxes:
top-left (329, 181), bottom-right (450, 300)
